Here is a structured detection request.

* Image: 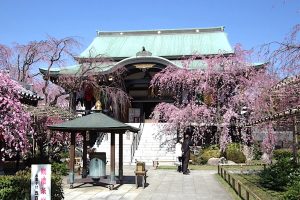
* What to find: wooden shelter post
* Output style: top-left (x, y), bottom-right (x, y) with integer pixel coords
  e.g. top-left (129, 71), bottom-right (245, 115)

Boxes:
top-left (110, 133), bottom-right (115, 183)
top-left (48, 112), bottom-right (140, 189)
top-left (119, 133), bottom-right (123, 182)
top-left (69, 132), bottom-right (76, 187)
top-left (82, 131), bottom-right (88, 178)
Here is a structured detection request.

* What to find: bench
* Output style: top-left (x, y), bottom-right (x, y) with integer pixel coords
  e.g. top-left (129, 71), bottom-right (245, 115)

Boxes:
top-left (152, 160), bottom-right (176, 169)
top-left (152, 159), bottom-right (193, 169)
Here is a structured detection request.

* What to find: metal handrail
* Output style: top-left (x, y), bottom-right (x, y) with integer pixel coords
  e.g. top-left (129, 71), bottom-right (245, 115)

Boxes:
top-left (130, 114), bottom-right (145, 163)
top-left (97, 132), bottom-right (106, 145)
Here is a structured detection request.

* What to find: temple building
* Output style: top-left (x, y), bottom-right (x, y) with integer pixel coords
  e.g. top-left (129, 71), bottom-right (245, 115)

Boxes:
top-left (40, 26), bottom-right (266, 165)
top-left (18, 82), bottom-right (43, 107)
top-left (40, 26), bottom-right (238, 122)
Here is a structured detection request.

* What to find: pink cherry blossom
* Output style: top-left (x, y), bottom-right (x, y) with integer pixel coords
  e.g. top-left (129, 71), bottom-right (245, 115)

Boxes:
top-left (0, 71), bottom-right (32, 157)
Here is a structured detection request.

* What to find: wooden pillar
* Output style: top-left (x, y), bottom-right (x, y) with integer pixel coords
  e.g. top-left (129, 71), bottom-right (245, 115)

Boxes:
top-left (69, 132), bottom-right (76, 187)
top-left (82, 131), bottom-right (87, 178)
top-left (119, 133), bottom-right (123, 182)
top-left (110, 133), bottom-right (115, 183)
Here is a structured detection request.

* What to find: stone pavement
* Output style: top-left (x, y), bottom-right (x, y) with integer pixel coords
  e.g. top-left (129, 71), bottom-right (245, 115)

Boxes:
top-left (63, 166), bottom-right (232, 200)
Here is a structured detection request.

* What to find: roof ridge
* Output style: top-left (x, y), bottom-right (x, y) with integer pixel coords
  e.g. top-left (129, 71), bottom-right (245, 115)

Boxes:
top-left (96, 26), bottom-right (225, 36)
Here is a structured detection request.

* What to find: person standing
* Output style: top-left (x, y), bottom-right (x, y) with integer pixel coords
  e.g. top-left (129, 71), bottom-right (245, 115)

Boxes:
top-left (182, 133), bottom-right (190, 174)
top-left (175, 138), bottom-right (183, 172)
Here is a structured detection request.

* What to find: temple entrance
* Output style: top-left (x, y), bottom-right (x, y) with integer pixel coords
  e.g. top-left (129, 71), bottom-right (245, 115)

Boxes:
top-left (143, 102), bottom-right (157, 119)
top-left (130, 101), bottom-right (158, 121)
top-left (122, 57), bottom-right (175, 123)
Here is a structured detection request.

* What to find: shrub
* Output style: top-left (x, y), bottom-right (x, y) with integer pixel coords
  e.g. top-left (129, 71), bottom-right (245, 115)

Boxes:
top-left (259, 158), bottom-right (296, 191)
top-left (283, 165), bottom-right (300, 199)
top-left (51, 174), bottom-right (64, 200)
top-left (273, 149), bottom-right (292, 160)
top-left (283, 181), bottom-right (300, 200)
top-left (194, 145), bottom-right (220, 164)
top-left (52, 162), bottom-right (69, 176)
top-left (252, 142), bottom-right (262, 160)
top-left (225, 143), bottom-right (246, 163)
top-left (206, 144), bottom-right (220, 150)
top-left (0, 169), bottom-right (64, 200)
top-left (199, 150), bottom-right (220, 164)
top-left (60, 151), bottom-right (69, 159)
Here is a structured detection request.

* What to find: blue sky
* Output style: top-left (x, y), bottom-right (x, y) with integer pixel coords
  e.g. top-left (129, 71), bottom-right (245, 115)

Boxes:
top-left (0, 0), bottom-right (299, 57)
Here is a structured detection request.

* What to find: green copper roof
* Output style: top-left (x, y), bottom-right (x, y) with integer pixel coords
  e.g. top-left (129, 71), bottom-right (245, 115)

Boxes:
top-left (39, 58), bottom-right (266, 76)
top-left (79, 27), bottom-right (233, 59)
top-left (48, 112), bottom-right (140, 132)
top-left (40, 58), bottom-right (205, 76)
top-left (39, 62), bottom-right (117, 76)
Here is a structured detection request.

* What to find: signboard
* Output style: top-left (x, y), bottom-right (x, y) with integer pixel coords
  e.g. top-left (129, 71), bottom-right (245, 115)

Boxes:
top-left (31, 164), bottom-right (51, 200)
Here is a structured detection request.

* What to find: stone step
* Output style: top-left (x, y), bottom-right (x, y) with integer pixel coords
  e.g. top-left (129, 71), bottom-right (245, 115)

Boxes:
top-left (132, 123), bottom-right (176, 164)
top-left (93, 123), bottom-right (177, 167)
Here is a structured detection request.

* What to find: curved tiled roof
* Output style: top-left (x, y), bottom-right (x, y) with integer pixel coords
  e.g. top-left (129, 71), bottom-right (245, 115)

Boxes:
top-left (79, 27), bottom-right (233, 59)
top-left (48, 112), bottom-right (140, 132)
top-left (17, 81), bottom-right (43, 101)
top-left (39, 27), bottom-right (245, 76)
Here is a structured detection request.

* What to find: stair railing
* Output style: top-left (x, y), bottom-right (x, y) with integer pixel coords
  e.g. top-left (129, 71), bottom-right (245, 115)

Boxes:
top-left (130, 113), bottom-right (145, 163)
top-left (97, 132), bottom-right (106, 145)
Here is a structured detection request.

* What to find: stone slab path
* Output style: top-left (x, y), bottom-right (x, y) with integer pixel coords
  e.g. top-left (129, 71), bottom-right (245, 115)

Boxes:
top-left (63, 167), bottom-right (232, 200)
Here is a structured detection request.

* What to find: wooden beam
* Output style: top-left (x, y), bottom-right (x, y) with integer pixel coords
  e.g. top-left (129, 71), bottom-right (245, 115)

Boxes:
top-left (245, 105), bottom-right (300, 127)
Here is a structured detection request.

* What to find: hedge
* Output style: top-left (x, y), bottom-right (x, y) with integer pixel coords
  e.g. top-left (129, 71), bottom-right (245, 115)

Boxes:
top-left (225, 143), bottom-right (246, 163)
top-left (0, 169), bottom-right (64, 200)
top-left (194, 145), bottom-right (221, 164)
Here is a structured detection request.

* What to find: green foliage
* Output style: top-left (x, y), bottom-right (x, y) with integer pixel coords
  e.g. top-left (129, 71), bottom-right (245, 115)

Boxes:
top-left (60, 151), bottom-right (69, 159)
top-left (225, 143), bottom-right (246, 163)
top-left (200, 150), bottom-right (220, 164)
top-left (194, 145), bottom-right (220, 164)
top-left (252, 142), bottom-right (262, 160)
top-left (0, 176), bottom-right (20, 200)
top-left (0, 170), bottom-right (31, 200)
top-left (259, 158), bottom-right (296, 191)
top-left (0, 169), bottom-right (64, 200)
top-left (206, 144), bottom-right (220, 150)
top-left (273, 149), bottom-right (292, 160)
top-left (283, 181), bottom-right (300, 200)
top-left (52, 162), bottom-right (69, 176)
top-left (51, 174), bottom-right (64, 200)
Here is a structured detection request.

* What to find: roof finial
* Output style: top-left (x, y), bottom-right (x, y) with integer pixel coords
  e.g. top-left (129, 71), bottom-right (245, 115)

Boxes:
top-left (95, 100), bottom-right (102, 111)
top-left (136, 46), bottom-right (152, 57)
top-left (96, 30), bottom-right (100, 36)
